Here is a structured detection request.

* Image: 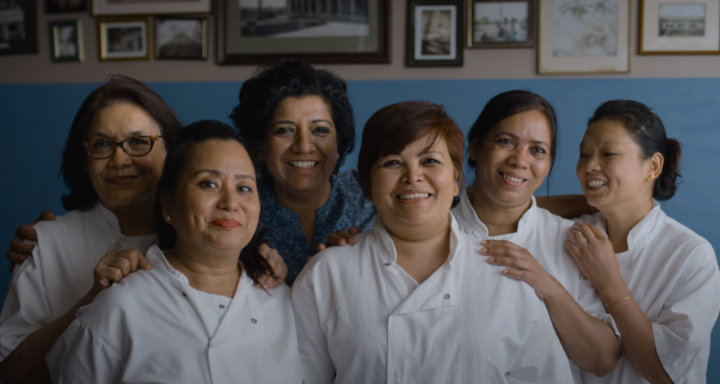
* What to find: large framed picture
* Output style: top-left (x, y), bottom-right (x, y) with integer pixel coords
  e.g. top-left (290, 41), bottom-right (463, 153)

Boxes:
top-left (92, 0), bottom-right (211, 16)
top-left (467, 0), bottom-right (534, 48)
top-left (217, 0), bottom-right (389, 64)
top-left (45, 0), bottom-right (87, 13)
top-left (537, 0), bottom-right (630, 74)
top-left (49, 19), bottom-right (84, 62)
top-left (406, 0), bottom-right (463, 67)
top-left (98, 17), bottom-right (151, 61)
top-left (155, 16), bottom-right (208, 60)
top-left (0, 0), bottom-right (38, 55)
top-left (639, 0), bottom-right (720, 54)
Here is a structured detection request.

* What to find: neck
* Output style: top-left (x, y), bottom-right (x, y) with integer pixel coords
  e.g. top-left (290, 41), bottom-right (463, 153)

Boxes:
top-left (273, 180), bottom-right (332, 244)
top-left (108, 199), bottom-right (156, 236)
top-left (389, 219), bottom-right (451, 284)
top-left (600, 199), bottom-right (654, 253)
top-left (469, 187), bottom-right (530, 236)
top-left (165, 245), bottom-right (242, 297)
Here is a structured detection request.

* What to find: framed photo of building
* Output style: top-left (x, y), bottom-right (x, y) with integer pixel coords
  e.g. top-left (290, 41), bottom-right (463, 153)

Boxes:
top-left (217, 0), bottom-right (389, 64)
top-left (406, 0), bottom-right (463, 66)
top-left (537, 0), bottom-right (630, 74)
top-left (467, 0), bottom-right (534, 48)
top-left (155, 16), bottom-right (208, 60)
top-left (639, 0), bottom-right (720, 54)
top-left (0, 0), bottom-right (38, 55)
top-left (93, 0), bottom-right (211, 15)
top-left (49, 19), bottom-right (84, 62)
top-left (98, 17), bottom-right (151, 61)
top-left (45, 0), bottom-right (87, 13)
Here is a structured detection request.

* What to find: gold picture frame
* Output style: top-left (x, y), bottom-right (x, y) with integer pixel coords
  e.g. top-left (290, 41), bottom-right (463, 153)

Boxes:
top-left (98, 17), bottom-right (151, 61)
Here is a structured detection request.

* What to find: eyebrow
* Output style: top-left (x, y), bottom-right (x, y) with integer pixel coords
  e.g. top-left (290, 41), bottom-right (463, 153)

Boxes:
top-left (271, 119), bottom-right (334, 126)
top-left (89, 130), bottom-right (154, 138)
top-left (193, 169), bottom-right (256, 181)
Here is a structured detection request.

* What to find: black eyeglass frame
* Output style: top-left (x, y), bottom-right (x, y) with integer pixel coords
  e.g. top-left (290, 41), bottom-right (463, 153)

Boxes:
top-left (82, 135), bottom-right (163, 159)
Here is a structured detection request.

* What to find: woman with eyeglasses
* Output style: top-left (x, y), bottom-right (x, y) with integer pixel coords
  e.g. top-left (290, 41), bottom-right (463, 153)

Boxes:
top-left (0, 75), bottom-right (182, 383)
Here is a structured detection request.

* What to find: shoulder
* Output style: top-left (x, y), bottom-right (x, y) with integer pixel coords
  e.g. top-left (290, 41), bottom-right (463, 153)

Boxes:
top-left (33, 208), bottom-right (94, 238)
top-left (654, 210), bottom-right (715, 259)
top-left (532, 206), bottom-right (575, 231)
top-left (294, 231), bottom-right (373, 287)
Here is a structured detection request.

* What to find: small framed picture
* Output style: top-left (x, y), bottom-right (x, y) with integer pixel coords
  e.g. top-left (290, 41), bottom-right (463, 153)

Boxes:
top-left (467, 0), bottom-right (534, 48)
top-left (98, 17), bottom-right (151, 61)
top-left (45, 0), bottom-right (87, 14)
top-left (92, 0), bottom-right (211, 15)
top-left (639, 0), bottom-right (720, 54)
top-left (49, 19), bottom-right (83, 62)
top-left (0, 0), bottom-right (38, 55)
top-left (406, 0), bottom-right (464, 67)
top-left (155, 16), bottom-right (207, 60)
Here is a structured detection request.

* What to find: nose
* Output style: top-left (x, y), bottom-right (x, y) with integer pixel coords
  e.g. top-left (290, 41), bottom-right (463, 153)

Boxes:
top-left (218, 187), bottom-right (239, 211)
top-left (580, 153), bottom-right (601, 173)
top-left (107, 143), bottom-right (132, 167)
top-left (292, 128), bottom-right (314, 153)
top-left (402, 164), bottom-right (423, 184)
top-left (507, 146), bottom-right (530, 168)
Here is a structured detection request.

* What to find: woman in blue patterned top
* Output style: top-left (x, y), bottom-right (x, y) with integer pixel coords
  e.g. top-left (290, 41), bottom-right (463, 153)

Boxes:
top-left (230, 60), bottom-right (376, 284)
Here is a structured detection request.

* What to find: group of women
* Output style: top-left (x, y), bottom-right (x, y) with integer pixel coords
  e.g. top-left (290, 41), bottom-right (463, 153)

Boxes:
top-left (0, 60), bottom-right (718, 383)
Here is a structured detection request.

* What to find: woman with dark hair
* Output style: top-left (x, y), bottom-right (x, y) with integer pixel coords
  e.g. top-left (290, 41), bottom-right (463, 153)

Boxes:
top-left (292, 101), bottom-right (573, 382)
top-left (47, 121), bottom-right (302, 383)
top-left (566, 100), bottom-right (720, 383)
top-left (455, 90), bottom-right (619, 376)
top-left (230, 60), bottom-right (375, 284)
top-left (0, 75), bottom-right (182, 383)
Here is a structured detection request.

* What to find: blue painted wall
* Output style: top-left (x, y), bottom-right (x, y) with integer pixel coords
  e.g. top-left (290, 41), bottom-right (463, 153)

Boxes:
top-left (1, 78), bottom-right (719, 380)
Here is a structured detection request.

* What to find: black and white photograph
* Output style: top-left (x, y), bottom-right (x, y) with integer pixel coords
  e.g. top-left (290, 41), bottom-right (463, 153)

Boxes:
top-left (156, 17), bottom-right (207, 60)
top-left (468, 0), bottom-right (533, 47)
top-left (99, 18), bottom-right (150, 61)
top-left (93, 0), bottom-right (210, 15)
top-left (49, 19), bottom-right (83, 62)
top-left (45, 0), bottom-right (87, 14)
top-left (239, 0), bottom-right (369, 37)
top-left (406, 0), bottom-right (463, 67)
top-left (0, 0), bottom-right (38, 54)
top-left (659, 4), bottom-right (705, 36)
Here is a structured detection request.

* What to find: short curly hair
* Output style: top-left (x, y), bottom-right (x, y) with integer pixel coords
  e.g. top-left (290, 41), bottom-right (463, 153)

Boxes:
top-left (229, 60), bottom-right (355, 174)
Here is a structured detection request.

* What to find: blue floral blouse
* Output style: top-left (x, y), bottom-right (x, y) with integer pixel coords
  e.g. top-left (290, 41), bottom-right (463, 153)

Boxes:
top-left (258, 170), bottom-right (376, 285)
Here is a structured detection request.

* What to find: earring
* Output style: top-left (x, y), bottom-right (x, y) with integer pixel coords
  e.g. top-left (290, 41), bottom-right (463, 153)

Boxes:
top-left (166, 215), bottom-right (171, 222)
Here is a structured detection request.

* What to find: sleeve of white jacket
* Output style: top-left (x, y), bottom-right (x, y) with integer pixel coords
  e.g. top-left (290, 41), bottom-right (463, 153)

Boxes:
top-left (291, 263), bottom-right (335, 384)
top-left (506, 317), bottom-right (574, 384)
top-left (46, 318), bottom-right (122, 384)
top-left (651, 242), bottom-right (720, 383)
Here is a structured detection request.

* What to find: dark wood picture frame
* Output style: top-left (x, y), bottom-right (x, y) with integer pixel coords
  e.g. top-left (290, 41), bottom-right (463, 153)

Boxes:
top-left (155, 16), bottom-right (208, 60)
top-left (49, 19), bottom-right (84, 62)
top-left (98, 16), bottom-right (152, 61)
top-left (406, 0), bottom-right (464, 67)
top-left (0, 0), bottom-right (38, 55)
top-left (217, 0), bottom-right (389, 65)
top-left (45, 0), bottom-right (87, 14)
top-left (467, 0), bottom-right (534, 48)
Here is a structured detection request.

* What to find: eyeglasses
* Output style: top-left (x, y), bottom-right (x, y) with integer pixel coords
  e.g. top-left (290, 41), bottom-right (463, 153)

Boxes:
top-left (82, 136), bottom-right (163, 159)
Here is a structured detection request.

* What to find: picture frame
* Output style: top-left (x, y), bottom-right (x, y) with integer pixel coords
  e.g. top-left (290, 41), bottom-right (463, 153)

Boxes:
top-left (98, 17), bottom-right (151, 61)
top-left (639, 0), bottom-right (720, 54)
top-left (0, 0), bottom-right (38, 55)
top-left (217, 0), bottom-right (389, 64)
top-left (92, 0), bottom-right (211, 16)
top-left (155, 16), bottom-right (208, 60)
top-left (49, 19), bottom-right (84, 62)
top-left (406, 0), bottom-right (463, 67)
top-left (537, 0), bottom-right (630, 74)
top-left (45, 0), bottom-right (87, 14)
top-left (467, 0), bottom-right (534, 48)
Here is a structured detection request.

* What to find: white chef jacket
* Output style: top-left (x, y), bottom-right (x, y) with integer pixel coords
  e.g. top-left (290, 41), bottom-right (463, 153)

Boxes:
top-left (291, 214), bottom-right (574, 384)
top-left (0, 203), bottom-right (156, 361)
top-left (47, 244), bottom-right (303, 384)
top-left (577, 203), bottom-right (720, 384)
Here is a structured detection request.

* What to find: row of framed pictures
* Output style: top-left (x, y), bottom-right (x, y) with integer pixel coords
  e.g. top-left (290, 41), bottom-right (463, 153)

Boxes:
top-left (50, 16), bottom-right (208, 62)
top-left (43, 0), bottom-right (211, 15)
top-left (410, 0), bottom-right (720, 72)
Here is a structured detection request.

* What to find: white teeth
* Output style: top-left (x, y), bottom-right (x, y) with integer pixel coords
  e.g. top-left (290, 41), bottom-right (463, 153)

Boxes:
top-left (588, 180), bottom-right (607, 188)
top-left (398, 193), bottom-right (430, 200)
top-left (290, 161), bottom-right (317, 169)
top-left (503, 174), bottom-right (524, 183)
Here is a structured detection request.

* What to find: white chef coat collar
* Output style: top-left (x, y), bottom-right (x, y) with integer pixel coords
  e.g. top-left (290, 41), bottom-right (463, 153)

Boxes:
top-left (94, 202), bottom-right (123, 233)
top-left (625, 200), bottom-right (662, 249)
top-left (458, 188), bottom-right (538, 237)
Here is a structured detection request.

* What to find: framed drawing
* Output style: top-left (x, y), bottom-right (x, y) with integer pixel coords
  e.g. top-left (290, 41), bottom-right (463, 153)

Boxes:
top-left (45, 0), bottom-right (87, 13)
top-left (467, 0), bottom-right (534, 48)
top-left (155, 16), bottom-right (208, 60)
top-left (217, 0), bottom-right (389, 64)
top-left (98, 17), bottom-right (151, 61)
top-left (406, 0), bottom-right (463, 66)
top-left (93, 0), bottom-right (211, 16)
top-left (0, 0), bottom-right (38, 55)
top-left (537, 0), bottom-right (630, 74)
top-left (639, 0), bottom-right (720, 54)
top-left (49, 19), bottom-right (84, 62)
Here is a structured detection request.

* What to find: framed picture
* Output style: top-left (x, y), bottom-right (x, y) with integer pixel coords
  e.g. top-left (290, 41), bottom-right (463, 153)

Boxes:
top-left (406, 0), bottom-right (463, 67)
top-left (537, 0), bottom-right (630, 74)
top-left (0, 0), bottom-right (38, 55)
top-left (93, 0), bottom-right (211, 15)
top-left (467, 0), bottom-right (534, 48)
top-left (155, 16), bottom-right (208, 60)
top-left (639, 0), bottom-right (720, 54)
top-left (98, 17), bottom-right (151, 61)
top-left (49, 19), bottom-right (84, 62)
top-left (45, 0), bottom-right (87, 13)
top-left (217, 0), bottom-right (389, 64)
